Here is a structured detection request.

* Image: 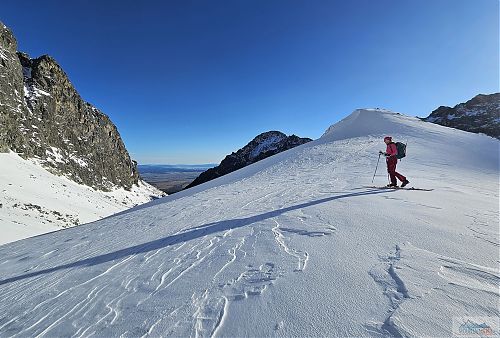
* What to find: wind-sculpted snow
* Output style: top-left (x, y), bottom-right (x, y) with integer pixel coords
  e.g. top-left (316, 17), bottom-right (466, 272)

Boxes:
top-left (0, 188), bottom-right (373, 337)
top-left (0, 110), bottom-right (498, 337)
top-left (369, 243), bottom-right (499, 337)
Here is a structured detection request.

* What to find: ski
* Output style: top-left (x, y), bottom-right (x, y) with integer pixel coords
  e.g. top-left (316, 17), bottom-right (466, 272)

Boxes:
top-left (363, 185), bottom-right (434, 191)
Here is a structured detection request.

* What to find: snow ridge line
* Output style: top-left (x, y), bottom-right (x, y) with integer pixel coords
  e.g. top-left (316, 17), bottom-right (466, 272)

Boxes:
top-left (368, 244), bottom-right (411, 337)
top-left (272, 219), bottom-right (309, 272)
top-left (210, 296), bottom-right (229, 338)
top-left (192, 290), bottom-right (228, 338)
top-left (212, 235), bottom-right (244, 281)
top-left (387, 245), bottom-right (410, 299)
top-left (368, 242), bottom-right (500, 337)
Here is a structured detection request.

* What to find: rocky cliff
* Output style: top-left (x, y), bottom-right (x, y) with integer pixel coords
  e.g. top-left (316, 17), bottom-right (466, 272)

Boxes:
top-left (185, 131), bottom-right (312, 189)
top-left (0, 21), bottom-right (139, 190)
top-left (424, 93), bottom-right (499, 139)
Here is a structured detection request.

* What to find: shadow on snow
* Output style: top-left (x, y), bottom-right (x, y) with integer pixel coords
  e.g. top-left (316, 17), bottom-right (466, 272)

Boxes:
top-left (0, 189), bottom-right (392, 286)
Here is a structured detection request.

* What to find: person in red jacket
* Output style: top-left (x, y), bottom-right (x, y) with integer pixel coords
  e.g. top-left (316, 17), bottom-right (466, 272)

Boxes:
top-left (380, 136), bottom-right (410, 187)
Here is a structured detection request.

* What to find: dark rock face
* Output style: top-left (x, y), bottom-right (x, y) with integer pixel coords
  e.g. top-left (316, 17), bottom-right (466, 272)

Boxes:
top-left (0, 22), bottom-right (26, 153)
top-left (186, 131), bottom-right (312, 189)
top-left (424, 93), bottom-right (500, 139)
top-left (0, 21), bottom-right (139, 190)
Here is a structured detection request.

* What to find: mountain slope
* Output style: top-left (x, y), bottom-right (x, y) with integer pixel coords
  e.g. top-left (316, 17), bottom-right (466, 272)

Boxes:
top-left (0, 109), bottom-right (498, 337)
top-left (0, 151), bottom-right (163, 245)
top-left (0, 21), bottom-right (141, 190)
top-left (0, 21), bottom-right (164, 244)
top-left (424, 93), bottom-right (499, 139)
top-left (186, 131), bottom-right (311, 189)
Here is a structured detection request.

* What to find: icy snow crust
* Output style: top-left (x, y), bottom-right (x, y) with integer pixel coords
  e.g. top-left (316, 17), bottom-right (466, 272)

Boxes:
top-left (0, 109), bottom-right (498, 337)
top-left (0, 152), bottom-right (164, 245)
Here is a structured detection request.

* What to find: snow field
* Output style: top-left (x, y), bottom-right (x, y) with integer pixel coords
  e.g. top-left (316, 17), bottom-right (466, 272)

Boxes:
top-left (0, 151), bottom-right (164, 245)
top-left (0, 109), bottom-right (498, 337)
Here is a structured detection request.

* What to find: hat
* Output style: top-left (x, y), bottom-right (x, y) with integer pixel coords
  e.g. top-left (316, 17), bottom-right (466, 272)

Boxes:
top-left (384, 136), bottom-right (392, 141)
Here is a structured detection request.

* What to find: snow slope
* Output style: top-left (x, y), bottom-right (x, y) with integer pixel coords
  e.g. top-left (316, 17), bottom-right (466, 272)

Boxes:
top-left (0, 152), bottom-right (164, 245)
top-left (0, 109), bottom-right (498, 337)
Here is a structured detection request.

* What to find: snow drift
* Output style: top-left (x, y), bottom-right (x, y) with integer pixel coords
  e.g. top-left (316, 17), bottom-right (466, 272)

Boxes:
top-left (0, 109), bottom-right (498, 337)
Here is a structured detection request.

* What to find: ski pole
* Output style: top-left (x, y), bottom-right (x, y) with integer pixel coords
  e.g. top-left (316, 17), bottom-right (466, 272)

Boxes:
top-left (372, 153), bottom-right (381, 183)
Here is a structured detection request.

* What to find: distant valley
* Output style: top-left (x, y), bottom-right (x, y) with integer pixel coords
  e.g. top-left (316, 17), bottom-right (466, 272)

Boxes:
top-left (138, 164), bottom-right (216, 194)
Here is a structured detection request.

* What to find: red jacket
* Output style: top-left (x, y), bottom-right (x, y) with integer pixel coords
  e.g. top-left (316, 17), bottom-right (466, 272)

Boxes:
top-left (386, 142), bottom-right (398, 157)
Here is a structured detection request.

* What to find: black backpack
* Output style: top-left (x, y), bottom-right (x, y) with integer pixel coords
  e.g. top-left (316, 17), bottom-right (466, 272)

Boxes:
top-left (395, 142), bottom-right (406, 159)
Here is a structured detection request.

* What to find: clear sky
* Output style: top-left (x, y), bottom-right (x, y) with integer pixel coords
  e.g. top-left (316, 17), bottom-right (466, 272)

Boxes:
top-left (2, 0), bottom-right (498, 164)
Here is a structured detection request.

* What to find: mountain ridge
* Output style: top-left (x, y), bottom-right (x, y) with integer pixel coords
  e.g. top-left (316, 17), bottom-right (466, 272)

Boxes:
top-left (423, 93), bottom-right (499, 139)
top-left (0, 20), bottom-right (141, 191)
top-left (185, 130), bottom-right (312, 189)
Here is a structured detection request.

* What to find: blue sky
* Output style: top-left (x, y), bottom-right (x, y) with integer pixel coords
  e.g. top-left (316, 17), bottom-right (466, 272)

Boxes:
top-left (2, 0), bottom-right (498, 164)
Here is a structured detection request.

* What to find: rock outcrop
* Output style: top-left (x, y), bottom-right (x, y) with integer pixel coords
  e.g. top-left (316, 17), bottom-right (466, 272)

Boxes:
top-left (424, 93), bottom-right (499, 139)
top-left (0, 21), bottom-right (139, 190)
top-left (185, 131), bottom-right (312, 189)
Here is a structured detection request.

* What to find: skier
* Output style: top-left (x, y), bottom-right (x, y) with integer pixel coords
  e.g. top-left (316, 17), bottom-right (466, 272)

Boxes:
top-left (379, 136), bottom-right (410, 187)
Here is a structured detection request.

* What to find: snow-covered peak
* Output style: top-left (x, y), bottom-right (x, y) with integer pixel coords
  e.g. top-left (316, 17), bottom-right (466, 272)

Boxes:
top-left (321, 108), bottom-right (417, 141)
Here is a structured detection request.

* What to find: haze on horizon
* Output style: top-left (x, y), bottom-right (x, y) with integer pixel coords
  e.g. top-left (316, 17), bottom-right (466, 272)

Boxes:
top-left (1, 0), bottom-right (498, 164)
